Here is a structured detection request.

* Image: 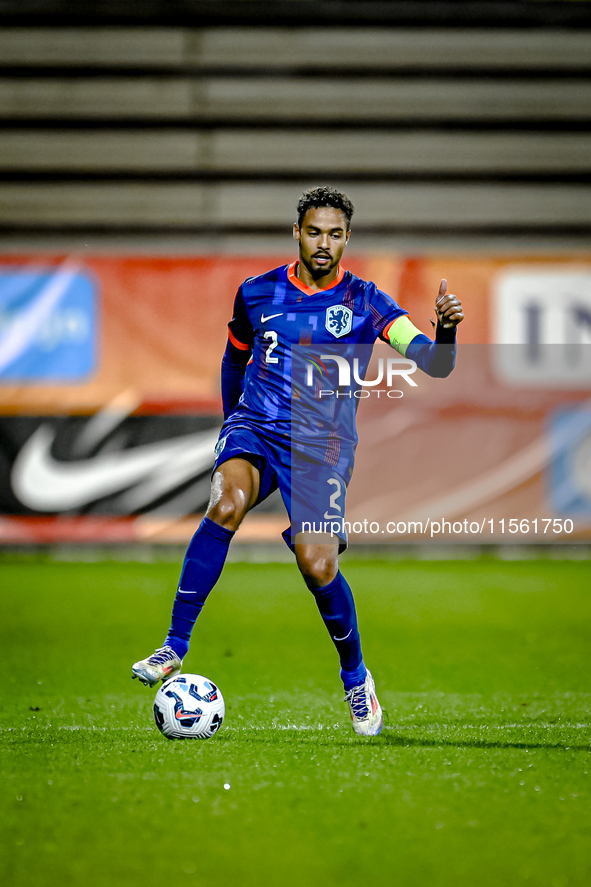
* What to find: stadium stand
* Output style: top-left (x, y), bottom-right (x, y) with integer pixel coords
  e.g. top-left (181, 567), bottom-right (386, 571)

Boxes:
top-left (0, 1), bottom-right (589, 246)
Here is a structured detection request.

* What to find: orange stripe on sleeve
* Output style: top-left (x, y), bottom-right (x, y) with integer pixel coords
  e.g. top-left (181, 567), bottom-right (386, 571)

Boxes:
top-left (381, 320), bottom-right (396, 342)
top-left (228, 328), bottom-right (250, 351)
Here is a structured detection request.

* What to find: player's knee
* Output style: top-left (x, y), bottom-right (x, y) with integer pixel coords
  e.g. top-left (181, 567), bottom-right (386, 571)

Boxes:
top-left (298, 553), bottom-right (338, 590)
top-left (206, 495), bottom-right (246, 531)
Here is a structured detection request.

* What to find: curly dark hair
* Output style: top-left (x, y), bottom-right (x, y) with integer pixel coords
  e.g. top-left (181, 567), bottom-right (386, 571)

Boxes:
top-left (296, 186), bottom-right (354, 229)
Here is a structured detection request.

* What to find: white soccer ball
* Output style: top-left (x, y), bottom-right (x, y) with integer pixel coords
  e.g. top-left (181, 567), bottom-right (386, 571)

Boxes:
top-left (153, 673), bottom-right (225, 740)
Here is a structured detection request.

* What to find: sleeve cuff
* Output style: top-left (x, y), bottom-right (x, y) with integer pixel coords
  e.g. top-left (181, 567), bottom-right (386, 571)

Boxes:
top-left (435, 323), bottom-right (457, 344)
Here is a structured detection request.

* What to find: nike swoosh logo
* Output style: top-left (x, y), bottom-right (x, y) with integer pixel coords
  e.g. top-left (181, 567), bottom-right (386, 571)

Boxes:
top-left (176, 710), bottom-right (201, 720)
top-left (261, 313), bottom-right (283, 323)
top-left (11, 425), bottom-right (220, 512)
top-left (333, 629), bottom-right (353, 642)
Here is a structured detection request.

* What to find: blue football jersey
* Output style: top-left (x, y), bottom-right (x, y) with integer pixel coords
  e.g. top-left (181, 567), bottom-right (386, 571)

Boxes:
top-left (224, 262), bottom-right (408, 479)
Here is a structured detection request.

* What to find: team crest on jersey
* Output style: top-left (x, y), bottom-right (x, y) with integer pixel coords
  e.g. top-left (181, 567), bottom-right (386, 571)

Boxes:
top-left (325, 305), bottom-right (353, 338)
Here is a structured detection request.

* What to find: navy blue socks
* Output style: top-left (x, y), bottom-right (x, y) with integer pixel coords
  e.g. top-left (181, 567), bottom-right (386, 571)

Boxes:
top-left (164, 522), bottom-right (367, 692)
top-left (164, 517), bottom-right (234, 659)
top-left (309, 571), bottom-right (367, 689)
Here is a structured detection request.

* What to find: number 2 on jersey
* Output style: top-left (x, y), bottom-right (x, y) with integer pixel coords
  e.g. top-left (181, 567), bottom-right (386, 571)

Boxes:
top-left (264, 330), bottom-right (279, 363)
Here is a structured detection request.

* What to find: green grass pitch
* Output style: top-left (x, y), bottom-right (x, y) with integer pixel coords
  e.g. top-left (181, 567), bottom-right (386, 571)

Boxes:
top-left (1, 555), bottom-right (590, 887)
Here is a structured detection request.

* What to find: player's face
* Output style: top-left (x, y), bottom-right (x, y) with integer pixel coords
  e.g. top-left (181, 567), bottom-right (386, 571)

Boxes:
top-left (294, 207), bottom-right (351, 281)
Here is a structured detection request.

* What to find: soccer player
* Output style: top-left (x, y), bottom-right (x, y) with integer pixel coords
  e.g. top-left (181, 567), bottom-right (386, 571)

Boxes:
top-left (132, 186), bottom-right (464, 736)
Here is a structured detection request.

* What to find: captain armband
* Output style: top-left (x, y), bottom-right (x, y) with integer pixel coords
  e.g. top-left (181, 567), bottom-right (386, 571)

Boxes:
top-left (383, 316), bottom-right (425, 356)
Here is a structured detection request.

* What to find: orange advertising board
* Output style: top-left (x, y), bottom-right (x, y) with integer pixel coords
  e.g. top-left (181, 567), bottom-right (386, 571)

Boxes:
top-left (0, 252), bottom-right (590, 545)
top-left (0, 252), bottom-right (555, 415)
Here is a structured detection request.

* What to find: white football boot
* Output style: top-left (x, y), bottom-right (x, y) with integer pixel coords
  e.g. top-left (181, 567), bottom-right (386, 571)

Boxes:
top-left (344, 670), bottom-right (383, 736)
top-left (132, 646), bottom-right (183, 687)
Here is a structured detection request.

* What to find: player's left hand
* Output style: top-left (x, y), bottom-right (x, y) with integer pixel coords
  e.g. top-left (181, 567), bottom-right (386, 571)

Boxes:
top-left (434, 279), bottom-right (464, 329)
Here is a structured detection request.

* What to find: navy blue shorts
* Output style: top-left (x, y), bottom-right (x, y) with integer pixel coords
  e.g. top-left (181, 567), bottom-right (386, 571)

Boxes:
top-left (213, 424), bottom-right (348, 552)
